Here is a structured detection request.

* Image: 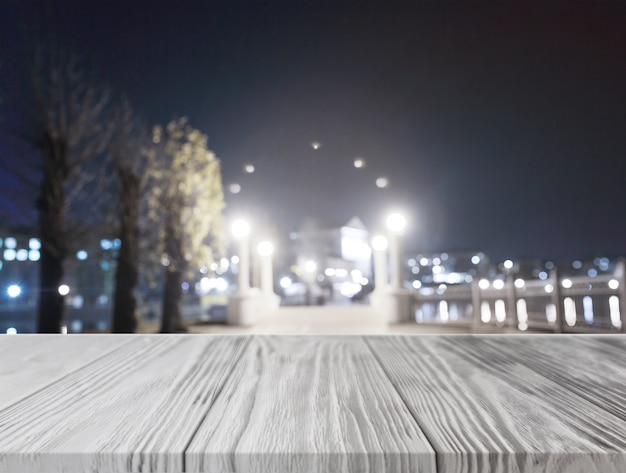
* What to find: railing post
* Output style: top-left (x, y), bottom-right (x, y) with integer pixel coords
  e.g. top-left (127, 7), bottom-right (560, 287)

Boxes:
top-left (616, 258), bottom-right (626, 332)
top-left (506, 274), bottom-right (517, 329)
top-left (471, 280), bottom-right (481, 332)
top-left (550, 268), bottom-right (564, 333)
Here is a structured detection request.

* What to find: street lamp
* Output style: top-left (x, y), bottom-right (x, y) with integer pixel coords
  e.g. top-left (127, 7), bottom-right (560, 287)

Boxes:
top-left (227, 218), bottom-right (261, 327)
top-left (371, 235), bottom-right (389, 294)
top-left (231, 219), bottom-right (251, 291)
top-left (257, 240), bottom-right (280, 311)
top-left (386, 212), bottom-right (406, 289)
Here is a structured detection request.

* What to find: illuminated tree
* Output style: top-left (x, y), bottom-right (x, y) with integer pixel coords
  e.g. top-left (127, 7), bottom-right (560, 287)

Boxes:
top-left (149, 118), bottom-right (225, 333)
top-left (32, 51), bottom-right (110, 333)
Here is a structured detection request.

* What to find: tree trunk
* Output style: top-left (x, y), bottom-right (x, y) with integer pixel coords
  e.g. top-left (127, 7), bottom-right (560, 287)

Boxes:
top-left (36, 134), bottom-right (68, 333)
top-left (37, 246), bottom-right (65, 333)
top-left (160, 267), bottom-right (187, 333)
top-left (112, 170), bottom-right (140, 333)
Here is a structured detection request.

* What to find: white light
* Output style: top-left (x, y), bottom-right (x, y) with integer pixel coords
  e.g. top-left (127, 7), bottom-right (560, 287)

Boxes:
top-left (471, 255), bottom-right (481, 265)
top-left (161, 256), bottom-right (170, 267)
top-left (437, 284), bottom-right (447, 294)
top-left (353, 157), bottom-right (365, 168)
top-left (493, 279), bottom-right (505, 290)
top-left (371, 235), bottom-right (388, 251)
top-left (495, 299), bottom-right (507, 323)
top-left (231, 255), bottom-right (240, 265)
top-left (4, 249), bottom-right (16, 261)
top-left (351, 269), bottom-right (363, 282)
top-left (229, 183), bottom-right (241, 194)
top-left (243, 164), bottom-right (255, 173)
top-left (420, 257), bottom-right (429, 266)
top-left (4, 237), bottom-right (16, 249)
top-left (7, 285), bottom-right (21, 298)
top-left (335, 268), bottom-right (348, 278)
top-left (76, 250), bottom-right (88, 261)
top-left (100, 239), bottom-right (112, 250)
top-left (16, 249), bottom-right (28, 261)
top-left (544, 284), bottom-right (554, 294)
top-left (439, 300), bottom-right (449, 322)
top-left (412, 280), bottom-right (422, 289)
top-left (386, 213), bottom-right (406, 233)
top-left (340, 281), bottom-right (361, 297)
top-left (608, 279), bottom-right (620, 290)
top-left (280, 277), bottom-right (292, 289)
top-left (561, 279), bottom-right (572, 289)
top-left (360, 277), bottom-right (369, 285)
top-left (6, 327), bottom-right (17, 335)
top-left (564, 297), bottom-right (577, 326)
top-left (220, 257), bottom-right (229, 269)
top-left (583, 296), bottom-right (594, 324)
top-left (514, 278), bottom-right (525, 289)
top-left (310, 141), bottom-right (321, 150)
top-left (304, 260), bottom-right (317, 273)
top-left (29, 238), bottom-right (41, 250)
top-left (432, 265), bottom-right (443, 274)
top-left (58, 284), bottom-right (70, 296)
top-left (478, 279), bottom-right (490, 290)
top-left (61, 325), bottom-right (67, 334)
top-left (28, 250), bottom-right (40, 262)
top-left (257, 241), bottom-right (274, 256)
top-left (215, 277), bottom-right (228, 292)
top-left (517, 299), bottom-right (528, 324)
top-left (609, 296), bottom-right (621, 328)
top-left (231, 220), bottom-right (250, 238)
top-left (376, 177), bottom-right (389, 188)
top-left (325, 268), bottom-right (336, 277)
top-left (481, 301), bottom-right (491, 323)
top-left (503, 259), bottom-right (513, 270)
top-left (546, 303), bottom-right (557, 323)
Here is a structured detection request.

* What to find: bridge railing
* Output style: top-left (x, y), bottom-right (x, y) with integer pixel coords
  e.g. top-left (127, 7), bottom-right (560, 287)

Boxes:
top-left (412, 260), bottom-right (626, 333)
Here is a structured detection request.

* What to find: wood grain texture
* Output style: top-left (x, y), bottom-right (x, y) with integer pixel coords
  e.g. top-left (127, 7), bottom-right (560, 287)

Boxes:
top-left (0, 335), bottom-right (134, 410)
top-left (186, 335), bottom-right (436, 473)
top-left (365, 335), bottom-right (626, 473)
top-left (0, 335), bottom-right (248, 473)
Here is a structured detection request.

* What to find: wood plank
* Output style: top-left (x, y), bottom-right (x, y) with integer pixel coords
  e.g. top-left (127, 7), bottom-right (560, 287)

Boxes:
top-left (186, 335), bottom-right (436, 473)
top-left (365, 335), bottom-right (626, 473)
top-left (0, 335), bottom-right (248, 473)
top-left (477, 335), bottom-right (626, 420)
top-left (0, 334), bottom-right (135, 410)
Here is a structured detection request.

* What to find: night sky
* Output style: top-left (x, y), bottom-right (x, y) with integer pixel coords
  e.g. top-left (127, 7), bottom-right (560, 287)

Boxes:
top-left (1, 1), bottom-right (625, 262)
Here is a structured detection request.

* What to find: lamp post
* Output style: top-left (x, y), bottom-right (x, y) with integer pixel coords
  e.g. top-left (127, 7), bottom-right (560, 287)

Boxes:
top-left (232, 219), bottom-right (251, 291)
top-left (257, 240), bottom-right (281, 312)
top-left (386, 213), bottom-right (406, 290)
top-left (372, 235), bottom-right (389, 290)
top-left (374, 212), bottom-right (413, 324)
top-left (227, 219), bottom-right (260, 326)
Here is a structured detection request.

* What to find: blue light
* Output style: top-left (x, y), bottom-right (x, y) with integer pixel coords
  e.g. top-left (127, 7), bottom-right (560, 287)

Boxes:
top-left (100, 239), bottom-right (112, 250)
top-left (76, 250), bottom-right (88, 261)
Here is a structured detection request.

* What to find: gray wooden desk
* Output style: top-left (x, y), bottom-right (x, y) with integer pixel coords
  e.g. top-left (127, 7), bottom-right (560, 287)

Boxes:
top-left (1, 334), bottom-right (625, 472)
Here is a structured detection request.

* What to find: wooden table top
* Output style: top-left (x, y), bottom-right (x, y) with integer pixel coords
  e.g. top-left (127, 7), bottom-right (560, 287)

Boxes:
top-left (1, 334), bottom-right (625, 473)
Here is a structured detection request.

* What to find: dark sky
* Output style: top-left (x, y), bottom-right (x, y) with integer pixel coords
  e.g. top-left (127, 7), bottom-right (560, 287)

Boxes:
top-left (1, 0), bottom-right (625, 261)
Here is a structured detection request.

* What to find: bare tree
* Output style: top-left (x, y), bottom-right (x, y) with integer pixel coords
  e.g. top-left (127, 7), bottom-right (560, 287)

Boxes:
top-left (148, 118), bottom-right (225, 333)
top-left (32, 50), bottom-right (110, 333)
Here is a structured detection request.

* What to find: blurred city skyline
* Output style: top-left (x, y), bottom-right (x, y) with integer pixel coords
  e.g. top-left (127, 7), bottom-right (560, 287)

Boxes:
top-left (1, 1), bottom-right (625, 261)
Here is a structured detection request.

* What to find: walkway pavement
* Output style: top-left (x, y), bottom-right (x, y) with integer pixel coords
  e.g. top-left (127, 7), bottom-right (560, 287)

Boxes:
top-left (139, 305), bottom-right (526, 334)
